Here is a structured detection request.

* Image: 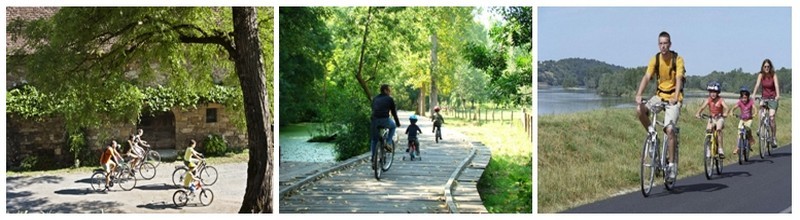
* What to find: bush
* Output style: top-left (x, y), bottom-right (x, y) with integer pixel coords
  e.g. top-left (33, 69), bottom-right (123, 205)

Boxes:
top-left (19, 155), bottom-right (39, 171)
top-left (203, 134), bottom-right (228, 157)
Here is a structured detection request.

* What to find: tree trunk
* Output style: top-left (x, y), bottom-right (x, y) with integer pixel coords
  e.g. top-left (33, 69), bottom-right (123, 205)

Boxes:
top-left (417, 85), bottom-right (426, 116)
top-left (232, 7), bottom-right (272, 213)
top-left (355, 7), bottom-right (374, 102)
top-left (429, 33), bottom-right (439, 117)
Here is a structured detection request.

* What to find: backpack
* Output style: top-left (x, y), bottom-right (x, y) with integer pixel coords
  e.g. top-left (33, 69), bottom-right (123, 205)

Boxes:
top-left (653, 51), bottom-right (686, 95)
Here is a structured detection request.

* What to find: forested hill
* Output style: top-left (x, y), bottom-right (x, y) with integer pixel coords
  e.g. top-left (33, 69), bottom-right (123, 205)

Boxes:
top-left (538, 58), bottom-right (625, 88)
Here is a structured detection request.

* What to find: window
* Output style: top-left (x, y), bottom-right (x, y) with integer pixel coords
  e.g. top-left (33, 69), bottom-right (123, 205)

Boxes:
top-left (206, 108), bottom-right (217, 123)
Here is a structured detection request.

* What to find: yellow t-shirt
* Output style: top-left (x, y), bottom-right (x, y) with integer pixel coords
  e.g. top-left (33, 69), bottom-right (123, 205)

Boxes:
top-left (645, 53), bottom-right (685, 101)
top-left (184, 146), bottom-right (194, 162)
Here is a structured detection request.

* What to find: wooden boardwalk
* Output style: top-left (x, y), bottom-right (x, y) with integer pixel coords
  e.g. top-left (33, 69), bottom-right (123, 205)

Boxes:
top-left (279, 111), bottom-right (490, 213)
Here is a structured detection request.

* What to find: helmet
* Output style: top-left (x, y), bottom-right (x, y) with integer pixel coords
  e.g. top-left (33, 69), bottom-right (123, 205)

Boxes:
top-left (739, 86), bottom-right (750, 96)
top-left (434, 106), bottom-right (441, 112)
top-left (706, 81), bottom-right (721, 93)
top-left (409, 115), bottom-right (418, 121)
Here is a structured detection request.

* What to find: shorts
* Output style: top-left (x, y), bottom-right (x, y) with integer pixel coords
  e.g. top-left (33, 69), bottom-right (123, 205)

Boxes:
top-left (645, 96), bottom-right (681, 128)
top-left (707, 117), bottom-right (725, 130)
top-left (761, 100), bottom-right (779, 112)
top-left (738, 119), bottom-right (753, 134)
top-left (184, 159), bottom-right (199, 169)
top-left (103, 160), bottom-right (116, 173)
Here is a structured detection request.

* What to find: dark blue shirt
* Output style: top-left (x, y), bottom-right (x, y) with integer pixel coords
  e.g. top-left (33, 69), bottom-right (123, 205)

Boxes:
top-left (371, 93), bottom-right (400, 125)
top-left (405, 124), bottom-right (421, 138)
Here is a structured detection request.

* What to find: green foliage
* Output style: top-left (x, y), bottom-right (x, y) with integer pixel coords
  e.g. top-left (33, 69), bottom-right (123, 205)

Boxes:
top-left (6, 85), bottom-right (60, 119)
top-left (538, 58), bottom-right (625, 88)
top-left (203, 134), bottom-right (229, 157)
top-left (19, 155), bottom-right (39, 171)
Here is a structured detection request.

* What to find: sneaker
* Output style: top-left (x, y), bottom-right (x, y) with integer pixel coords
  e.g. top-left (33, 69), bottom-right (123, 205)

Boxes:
top-left (667, 163), bottom-right (677, 180)
top-left (772, 139), bottom-right (778, 148)
top-left (647, 127), bottom-right (656, 134)
top-left (718, 152), bottom-right (726, 159)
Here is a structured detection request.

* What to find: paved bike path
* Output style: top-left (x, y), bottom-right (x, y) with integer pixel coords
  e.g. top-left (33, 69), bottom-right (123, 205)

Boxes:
top-left (279, 111), bottom-right (483, 213)
top-left (6, 162), bottom-right (246, 213)
top-left (565, 144), bottom-right (792, 213)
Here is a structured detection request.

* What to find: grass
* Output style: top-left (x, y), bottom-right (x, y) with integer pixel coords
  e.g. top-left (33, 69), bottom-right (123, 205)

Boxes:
top-left (447, 118), bottom-right (533, 213)
top-left (537, 98), bottom-right (792, 213)
top-left (7, 149), bottom-right (250, 177)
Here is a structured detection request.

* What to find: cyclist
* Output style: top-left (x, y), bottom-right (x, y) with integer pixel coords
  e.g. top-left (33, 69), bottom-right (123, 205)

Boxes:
top-left (183, 139), bottom-right (203, 188)
top-left (695, 81), bottom-right (728, 159)
top-left (99, 140), bottom-right (124, 187)
top-left (751, 59), bottom-right (781, 148)
top-left (133, 129), bottom-right (152, 148)
top-left (370, 84), bottom-right (401, 170)
top-left (635, 31), bottom-right (685, 180)
top-left (432, 106), bottom-right (444, 136)
top-left (126, 135), bottom-right (144, 175)
top-left (405, 115), bottom-right (423, 156)
top-left (728, 86), bottom-right (755, 155)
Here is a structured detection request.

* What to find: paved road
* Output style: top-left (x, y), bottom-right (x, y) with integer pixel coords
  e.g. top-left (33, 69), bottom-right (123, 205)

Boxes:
top-left (7, 161), bottom-right (247, 213)
top-left (565, 145), bottom-right (792, 213)
top-left (280, 111), bottom-right (486, 213)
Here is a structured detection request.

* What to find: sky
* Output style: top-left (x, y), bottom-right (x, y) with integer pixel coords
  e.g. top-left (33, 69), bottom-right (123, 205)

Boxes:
top-left (538, 7), bottom-right (792, 76)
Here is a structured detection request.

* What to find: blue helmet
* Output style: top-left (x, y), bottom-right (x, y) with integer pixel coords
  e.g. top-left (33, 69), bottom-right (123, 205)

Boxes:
top-left (706, 81), bottom-right (721, 93)
top-left (409, 115), bottom-right (418, 122)
top-left (739, 86), bottom-right (750, 96)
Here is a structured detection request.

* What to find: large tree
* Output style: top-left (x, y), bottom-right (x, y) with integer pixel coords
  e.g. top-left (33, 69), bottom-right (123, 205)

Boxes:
top-left (8, 7), bottom-right (273, 213)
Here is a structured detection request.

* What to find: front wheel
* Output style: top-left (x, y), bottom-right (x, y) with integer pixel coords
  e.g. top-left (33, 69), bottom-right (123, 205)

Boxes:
top-left (172, 167), bottom-right (188, 187)
top-left (738, 137), bottom-right (745, 165)
top-left (173, 190), bottom-right (189, 207)
top-left (139, 162), bottom-right (157, 180)
top-left (704, 137), bottom-right (713, 180)
top-left (758, 124), bottom-right (766, 159)
top-left (640, 135), bottom-right (657, 197)
top-left (116, 168), bottom-right (137, 191)
top-left (199, 166), bottom-right (219, 186)
top-left (147, 150), bottom-right (161, 167)
top-left (373, 149), bottom-right (382, 180)
top-left (199, 189), bottom-right (214, 206)
top-left (381, 141), bottom-right (395, 172)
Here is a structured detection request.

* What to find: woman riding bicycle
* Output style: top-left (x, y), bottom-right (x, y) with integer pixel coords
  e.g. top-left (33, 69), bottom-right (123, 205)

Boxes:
top-left (751, 59), bottom-right (781, 148)
top-left (695, 81), bottom-right (729, 159)
top-left (728, 86), bottom-right (755, 155)
top-left (370, 84), bottom-right (401, 170)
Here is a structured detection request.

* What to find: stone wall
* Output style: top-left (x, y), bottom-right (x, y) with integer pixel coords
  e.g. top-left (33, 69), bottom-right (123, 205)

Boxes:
top-left (6, 115), bottom-right (69, 169)
top-left (173, 103), bottom-right (247, 151)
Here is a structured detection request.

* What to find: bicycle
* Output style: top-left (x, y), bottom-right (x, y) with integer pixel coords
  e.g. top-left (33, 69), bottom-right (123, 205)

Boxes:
top-left (141, 144), bottom-right (162, 167)
top-left (90, 160), bottom-right (137, 191)
top-left (755, 97), bottom-right (776, 157)
top-left (126, 154), bottom-right (157, 180)
top-left (639, 101), bottom-right (680, 197)
top-left (172, 158), bottom-right (219, 187)
top-left (173, 179), bottom-right (214, 207)
top-left (373, 127), bottom-right (396, 180)
top-left (733, 114), bottom-right (752, 165)
top-left (402, 137), bottom-right (420, 161)
top-left (433, 126), bottom-right (442, 143)
top-left (700, 114), bottom-right (724, 179)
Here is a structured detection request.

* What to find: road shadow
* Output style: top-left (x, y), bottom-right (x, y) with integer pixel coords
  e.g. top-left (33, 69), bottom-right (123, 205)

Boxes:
top-left (54, 188), bottom-right (105, 195)
top-left (136, 201), bottom-right (183, 210)
top-left (136, 183), bottom-right (180, 191)
top-left (7, 191), bottom-right (33, 199)
top-left (745, 159), bottom-right (774, 164)
top-left (767, 152), bottom-right (791, 158)
top-left (651, 183), bottom-right (728, 197)
top-left (7, 175), bottom-right (64, 190)
top-left (74, 177), bottom-right (97, 184)
top-left (7, 194), bottom-right (123, 213)
top-left (713, 171), bottom-right (752, 179)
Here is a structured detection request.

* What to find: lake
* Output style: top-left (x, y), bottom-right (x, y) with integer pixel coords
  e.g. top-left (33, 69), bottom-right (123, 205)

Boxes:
top-left (279, 123), bottom-right (337, 162)
top-left (537, 87), bottom-right (632, 115)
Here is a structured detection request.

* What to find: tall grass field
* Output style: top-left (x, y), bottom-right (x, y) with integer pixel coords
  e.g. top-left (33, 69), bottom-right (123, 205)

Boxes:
top-left (538, 98), bottom-right (791, 213)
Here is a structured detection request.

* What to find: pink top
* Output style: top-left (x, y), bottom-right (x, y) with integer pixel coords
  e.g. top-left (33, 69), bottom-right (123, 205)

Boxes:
top-left (761, 73), bottom-right (777, 99)
top-left (737, 99), bottom-right (754, 120)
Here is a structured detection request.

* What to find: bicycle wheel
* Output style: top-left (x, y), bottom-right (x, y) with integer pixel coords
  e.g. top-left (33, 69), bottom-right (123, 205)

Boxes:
top-left (90, 171), bottom-right (107, 192)
top-left (199, 189), bottom-right (214, 206)
top-left (766, 123), bottom-right (773, 156)
top-left (703, 136), bottom-right (713, 180)
top-left (117, 168), bottom-right (137, 191)
top-left (381, 142), bottom-right (395, 172)
top-left (199, 166), bottom-right (219, 186)
top-left (172, 167), bottom-right (188, 187)
top-left (173, 190), bottom-right (189, 207)
top-left (435, 129), bottom-right (441, 143)
top-left (758, 123), bottom-right (766, 159)
top-left (640, 135), bottom-right (657, 197)
top-left (139, 162), bottom-right (157, 180)
top-left (714, 142), bottom-right (723, 175)
top-left (738, 136), bottom-right (745, 165)
top-left (374, 145), bottom-right (383, 180)
top-left (148, 150), bottom-right (161, 167)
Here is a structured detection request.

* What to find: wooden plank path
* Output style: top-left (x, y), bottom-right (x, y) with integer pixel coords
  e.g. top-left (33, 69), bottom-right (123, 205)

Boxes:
top-left (279, 111), bottom-right (490, 213)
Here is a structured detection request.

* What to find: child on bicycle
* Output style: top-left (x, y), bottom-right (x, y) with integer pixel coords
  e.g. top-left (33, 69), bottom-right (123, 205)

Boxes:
top-left (183, 139), bottom-right (203, 188)
top-left (99, 141), bottom-right (124, 187)
top-left (405, 115), bottom-right (423, 156)
top-left (695, 81), bottom-right (729, 159)
top-left (432, 106), bottom-right (444, 135)
top-left (728, 86), bottom-right (755, 155)
top-left (126, 135), bottom-right (144, 175)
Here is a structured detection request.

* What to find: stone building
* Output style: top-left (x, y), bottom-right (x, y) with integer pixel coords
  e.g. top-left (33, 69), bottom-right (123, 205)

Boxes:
top-left (5, 7), bottom-right (247, 170)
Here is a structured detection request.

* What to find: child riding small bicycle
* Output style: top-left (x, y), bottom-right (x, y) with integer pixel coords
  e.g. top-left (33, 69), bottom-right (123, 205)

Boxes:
top-left (183, 139), bottom-right (204, 189)
top-left (695, 81), bottom-right (729, 159)
top-left (405, 115), bottom-right (423, 157)
top-left (728, 86), bottom-right (756, 155)
top-left (432, 106), bottom-right (444, 136)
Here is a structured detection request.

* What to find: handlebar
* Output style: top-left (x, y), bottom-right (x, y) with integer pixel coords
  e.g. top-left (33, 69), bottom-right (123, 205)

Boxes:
top-left (699, 114), bottom-right (724, 120)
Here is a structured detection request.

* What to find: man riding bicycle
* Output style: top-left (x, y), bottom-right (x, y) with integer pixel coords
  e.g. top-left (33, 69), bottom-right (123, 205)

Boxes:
top-left (370, 84), bottom-right (401, 170)
top-left (635, 31), bottom-right (685, 181)
top-left (99, 141), bottom-right (124, 187)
